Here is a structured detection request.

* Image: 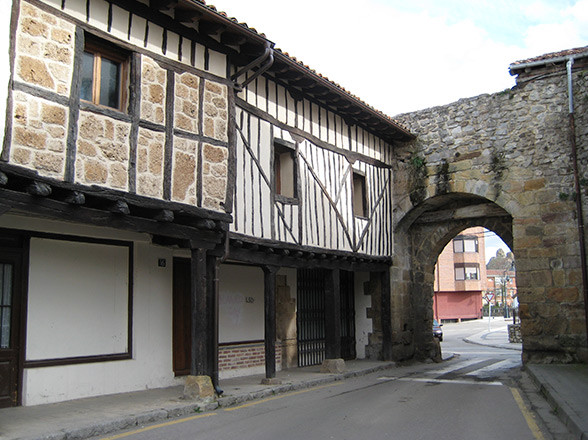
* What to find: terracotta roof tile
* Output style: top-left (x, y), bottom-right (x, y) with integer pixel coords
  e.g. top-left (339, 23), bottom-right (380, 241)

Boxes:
top-left (511, 45), bottom-right (588, 66)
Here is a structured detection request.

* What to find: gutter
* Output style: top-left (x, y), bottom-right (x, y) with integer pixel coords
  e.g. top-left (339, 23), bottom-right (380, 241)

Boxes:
top-left (509, 49), bottom-right (588, 74)
top-left (566, 57), bottom-right (588, 349)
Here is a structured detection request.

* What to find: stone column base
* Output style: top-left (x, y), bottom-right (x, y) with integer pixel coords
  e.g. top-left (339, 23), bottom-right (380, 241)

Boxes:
top-left (321, 358), bottom-right (346, 373)
top-left (183, 375), bottom-right (215, 400)
top-left (261, 377), bottom-right (282, 385)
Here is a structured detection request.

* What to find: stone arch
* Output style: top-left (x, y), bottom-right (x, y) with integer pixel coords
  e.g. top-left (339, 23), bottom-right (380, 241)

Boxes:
top-left (389, 192), bottom-right (513, 361)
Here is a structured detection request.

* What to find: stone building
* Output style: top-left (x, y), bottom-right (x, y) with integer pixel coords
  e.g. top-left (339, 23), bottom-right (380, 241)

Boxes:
top-left (0, 0), bottom-right (587, 409)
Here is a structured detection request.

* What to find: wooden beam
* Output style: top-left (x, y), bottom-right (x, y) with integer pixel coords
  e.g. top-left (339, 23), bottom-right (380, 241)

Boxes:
top-left (0, 171), bottom-right (7, 186)
top-left (220, 32), bottom-right (247, 46)
top-left (263, 265), bottom-right (278, 379)
top-left (324, 268), bottom-right (341, 360)
top-left (415, 203), bottom-right (508, 224)
top-left (190, 248), bottom-right (209, 376)
top-left (26, 181), bottom-right (52, 197)
top-left (63, 191), bottom-right (85, 205)
top-left (0, 188), bottom-right (223, 247)
top-left (109, 200), bottom-right (130, 215)
top-left (154, 209), bottom-right (174, 222)
top-left (198, 20), bottom-right (226, 36)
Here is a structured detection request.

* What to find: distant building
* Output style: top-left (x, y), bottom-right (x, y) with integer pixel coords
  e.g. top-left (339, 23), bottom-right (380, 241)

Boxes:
top-left (434, 227), bottom-right (486, 321)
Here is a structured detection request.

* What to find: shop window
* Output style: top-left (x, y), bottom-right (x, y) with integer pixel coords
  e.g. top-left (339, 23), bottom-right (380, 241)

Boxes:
top-left (274, 139), bottom-right (297, 200)
top-left (81, 36), bottom-right (129, 111)
top-left (352, 172), bottom-right (367, 218)
top-left (455, 264), bottom-right (480, 281)
top-left (453, 235), bottom-right (478, 253)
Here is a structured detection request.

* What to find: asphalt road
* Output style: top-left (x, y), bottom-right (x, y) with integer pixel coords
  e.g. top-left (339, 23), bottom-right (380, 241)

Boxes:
top-left (97, 320), bottom-right (546, 440)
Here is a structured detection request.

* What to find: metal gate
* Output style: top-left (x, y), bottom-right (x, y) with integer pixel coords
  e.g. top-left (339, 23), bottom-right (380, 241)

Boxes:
top-left (297, 269), bottom-right (356, 367)
top-left (297, 268), bottom-right (326, 367)
top-left (340, 270), bottom-right (356, 360)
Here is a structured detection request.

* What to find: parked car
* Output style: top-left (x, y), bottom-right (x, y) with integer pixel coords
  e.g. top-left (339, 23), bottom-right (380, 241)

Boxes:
top-left (433, 319), bottom-right (443, 341)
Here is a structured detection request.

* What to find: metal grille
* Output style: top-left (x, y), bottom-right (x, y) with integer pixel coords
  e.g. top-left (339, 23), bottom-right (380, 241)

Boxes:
top-left (297, 268), bottom-right (326, 367)
top-left (340, 270), bottom-right (356, 360)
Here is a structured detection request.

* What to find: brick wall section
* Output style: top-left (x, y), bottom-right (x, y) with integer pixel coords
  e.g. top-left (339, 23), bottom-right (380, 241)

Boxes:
top-left (218, 342), bottom-right (282, 372)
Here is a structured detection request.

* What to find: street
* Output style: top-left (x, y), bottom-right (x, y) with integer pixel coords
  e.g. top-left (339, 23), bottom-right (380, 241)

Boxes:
top-left (91, 319), bottom-right (557, 440)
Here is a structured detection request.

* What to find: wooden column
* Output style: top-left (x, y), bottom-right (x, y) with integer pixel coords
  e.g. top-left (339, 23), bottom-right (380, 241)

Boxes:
top-left (190, 248), bottom-right (209, 376)
top-left (207, 255), bottom-right (219, 388)
top-left (263, 265), bottom-right (278, 379)
top-left (325, 268), bottom-right (341, 359)
top-left (380, 270), bottom-right (392, 361)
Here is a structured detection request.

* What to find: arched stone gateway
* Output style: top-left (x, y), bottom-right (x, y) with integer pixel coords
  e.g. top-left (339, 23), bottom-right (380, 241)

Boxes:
top-left (387, 51), bottom-right (588, 364)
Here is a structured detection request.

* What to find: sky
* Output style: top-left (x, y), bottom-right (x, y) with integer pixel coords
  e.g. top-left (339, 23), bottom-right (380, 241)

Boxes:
top-left (484, 231), bottom-right (510, 263)
top-left (210, 0), bottom-right (588, 116)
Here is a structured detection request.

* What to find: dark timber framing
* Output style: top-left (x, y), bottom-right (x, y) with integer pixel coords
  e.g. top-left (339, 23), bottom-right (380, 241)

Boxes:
top-left (263, 265), bottom-right (278, 379)
top-left (324, 268), bottom-right (341, 359)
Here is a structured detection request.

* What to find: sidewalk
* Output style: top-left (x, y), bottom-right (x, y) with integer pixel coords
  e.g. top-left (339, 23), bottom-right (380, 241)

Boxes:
top-left (0, 360), bottom-right (396, 440)
top-left (463, 319), bottom-right (588, 439)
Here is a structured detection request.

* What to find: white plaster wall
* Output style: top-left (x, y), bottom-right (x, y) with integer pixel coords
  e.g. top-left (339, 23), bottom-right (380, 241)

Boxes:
top-left (354, 272), bottom-right (372, 359)
top-left (0, 215), bottom-right (177, 406)
top-left (219, 264), bottom-right (264, 343)
top-left (0, 1), bottom-right (11, 139)
top-left (27, 238), bottom-right (129, 360)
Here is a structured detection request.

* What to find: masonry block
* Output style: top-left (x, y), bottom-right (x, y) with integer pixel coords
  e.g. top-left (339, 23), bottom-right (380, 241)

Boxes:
top-left (320, 358), bottom-right (346, 374)
top-left (183, 375), bottom-right (215, 400)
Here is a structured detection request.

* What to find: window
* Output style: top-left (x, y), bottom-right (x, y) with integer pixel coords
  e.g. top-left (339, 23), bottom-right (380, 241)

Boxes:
top-left (455, 264), bottom-right (480, 281)
top-left (274, 139), bottom-right (297, 200)
top-left (81, 37), bottom-right (129, 111)
top-left (453, 235), bottom-right (478, 253)
top-left (352, 172), bottom-right (367, 218)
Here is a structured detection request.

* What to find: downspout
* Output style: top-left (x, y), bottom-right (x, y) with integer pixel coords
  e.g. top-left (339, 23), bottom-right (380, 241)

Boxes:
top-left (566, 58), bottom-right (588, 348)
top-left (212, 232), bottom-right (230, 396)
top-left (231, 44), bottom-right (274, 91)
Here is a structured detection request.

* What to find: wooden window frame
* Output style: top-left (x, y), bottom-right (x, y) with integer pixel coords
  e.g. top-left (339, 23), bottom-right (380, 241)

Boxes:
top-left (273, 139), bottom-right (298, 203)
top-left (81, 36), bottom-right (130, 112)
top-left (352, 171), bottom-right (368, 218)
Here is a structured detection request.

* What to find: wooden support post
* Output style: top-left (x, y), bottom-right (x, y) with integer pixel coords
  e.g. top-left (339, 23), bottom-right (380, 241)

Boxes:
top-left (380, 270), bottom-right (392, 361)
top-left (263, 265), bottom-right (278, 380)
top-left (325, 268), bottom-right (341, 359)
top-left (207, 255), bottom-right (220, 389)
top-left (190, 248), bottom-right (209, 376)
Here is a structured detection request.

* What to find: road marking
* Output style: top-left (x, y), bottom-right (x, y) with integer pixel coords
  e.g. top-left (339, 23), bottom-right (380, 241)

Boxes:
top-left (510, 387), bottom-right (546, 440)
top-left (99, 412), bottom-right (217, 440)
top-left (223, 382), bottom-right (342, 411)
top-left (397, 377), bottom-right (503, 386)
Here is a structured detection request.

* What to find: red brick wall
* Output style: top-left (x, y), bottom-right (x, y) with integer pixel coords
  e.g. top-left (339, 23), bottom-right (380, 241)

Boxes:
top-left (219, 341), bottom-right (282, 372)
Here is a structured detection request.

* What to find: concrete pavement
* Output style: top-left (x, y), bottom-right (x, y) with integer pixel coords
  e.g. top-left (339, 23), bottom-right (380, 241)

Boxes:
top-left (463, 318), bottom-right (588, 439)
top-left (0, 360), bottom-right (397, 440)
top-left (1, 322), bottom-right (587, 440)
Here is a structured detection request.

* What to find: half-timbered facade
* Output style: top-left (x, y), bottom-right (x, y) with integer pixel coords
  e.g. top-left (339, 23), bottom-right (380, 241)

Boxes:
top-left (0, 0), bottom-right (413, 407)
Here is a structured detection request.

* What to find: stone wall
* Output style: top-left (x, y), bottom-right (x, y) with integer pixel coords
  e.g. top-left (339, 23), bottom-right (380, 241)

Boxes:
top-left (391, 66), bottom-right (588, 363)
top-left (6, 1), bottom-right (230, 213)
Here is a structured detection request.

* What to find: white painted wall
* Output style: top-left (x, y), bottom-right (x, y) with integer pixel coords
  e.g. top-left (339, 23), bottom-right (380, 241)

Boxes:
top-left (219, 264), bottom-right (264, 343)
top-left (354, 272), bottom-right (372, 359)
top-left (0, 215), bottom-right (178, 406)
top-left (27, 238), bottom-right (130, 360)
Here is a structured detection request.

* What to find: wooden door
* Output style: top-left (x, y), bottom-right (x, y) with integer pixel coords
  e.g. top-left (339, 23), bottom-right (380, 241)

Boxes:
top-left (172, 258), bottom-right (191, 376)
top-left (0, 249), bottom-right (23, 408)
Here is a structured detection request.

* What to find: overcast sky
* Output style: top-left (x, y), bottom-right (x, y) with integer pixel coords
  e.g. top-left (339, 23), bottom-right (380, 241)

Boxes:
top-left (211, 0), bottom-right (588, 116)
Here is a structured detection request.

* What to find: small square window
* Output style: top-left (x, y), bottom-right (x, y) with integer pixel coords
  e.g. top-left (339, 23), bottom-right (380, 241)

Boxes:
top-left (81, 36), bottom-right (129, 111)
top-left (352, 172), bottom-right (367, 218)
top-left (455, 264), bottom-right (479, 280)
top-left (274, 140), bottom-right (297, 200)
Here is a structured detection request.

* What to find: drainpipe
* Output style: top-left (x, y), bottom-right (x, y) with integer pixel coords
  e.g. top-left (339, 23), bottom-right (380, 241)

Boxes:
top-left (231, 44), bottom-right (274, 91)
top-left (566, 58), bottom-right (588, 348)
top-left (212, 232), bottom-right (230, 396)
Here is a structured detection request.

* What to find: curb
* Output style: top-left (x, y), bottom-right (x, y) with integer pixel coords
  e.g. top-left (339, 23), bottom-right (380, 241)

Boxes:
top-left (462, 330), bottom-right (522, 352)
top-left (17, 363), bottom-right (397, 440)
top-left (526, 365), bottom-right (588, 440)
